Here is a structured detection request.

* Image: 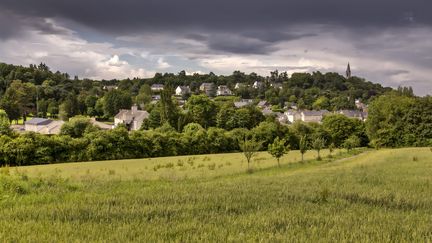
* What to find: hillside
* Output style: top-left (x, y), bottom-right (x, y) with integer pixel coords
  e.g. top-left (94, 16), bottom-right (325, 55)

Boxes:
top-left (0, 62), bottom-right (393, 123)
top-left (1, 148), bottom-right (431, 241)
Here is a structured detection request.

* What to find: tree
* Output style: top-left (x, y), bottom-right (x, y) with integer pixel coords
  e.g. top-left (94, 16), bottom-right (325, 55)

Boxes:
top-left (1, 80), bottom-right (36, 121)
top-left (59, 94), bottom-right (78, 121)
top-left (366, 94), bottom-right (414, 147)
top-left (322, 114), bottom-right (364, 147)
top-left (60, 116), bottom-right (99, 138)
top-left (299, 135), bottom-right (308, 162)
top-left (185, 95), bottom-right (217, 128)
top-left (312, 137), bottom-right (326, 160)
top-left (239, 138), bottom-right (262, 172)
top-left (268, 137), bottom-right (289, 167)
top-left (103, 90), bottom-right (132, 118)
top-left (0, 109), bottom-right (11, 136)
top-left (343, 135), bottom-right (361, 152)
top-left (159, 87), bottom-right (180, 129)
top-left (312, 96), bottom-right (330, 110)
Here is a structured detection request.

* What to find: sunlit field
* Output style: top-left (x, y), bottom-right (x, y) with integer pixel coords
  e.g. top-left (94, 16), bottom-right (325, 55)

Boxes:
top-left (1, 148), bottom-right (432, 242)
top-left (13, 149), bottom-right (340, 181)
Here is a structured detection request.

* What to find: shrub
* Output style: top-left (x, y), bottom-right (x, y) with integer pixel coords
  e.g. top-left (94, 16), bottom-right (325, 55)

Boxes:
top-left (208, 163), bottom-right (216, 170)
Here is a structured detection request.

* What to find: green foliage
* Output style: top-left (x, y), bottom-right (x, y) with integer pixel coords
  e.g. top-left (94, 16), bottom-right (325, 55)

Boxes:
top-left (102, 90), bottom-right (132, 118)
top-left (239, 138), bottom-right (262, 171)
top-left (185, 95), bottom-right (217, 128)
top-left (60, 116), bottom-right (99, 138)
top-left (366, 94), bottom-right (432, 147)
top-left (322, 114), bottom-right (366, 147)
top-left (267, 137), bottom-right (289, 167)
top-left (299, 135), bottom-right (308, 162)
top-left (312, 137), bottom-right (326, 160)
top-left (343, 135), bottom-right (361, 151)
top-left (0, 109), bottom-right (11, 136)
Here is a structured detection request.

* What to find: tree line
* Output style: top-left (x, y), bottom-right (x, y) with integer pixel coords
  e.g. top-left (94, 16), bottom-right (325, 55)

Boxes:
top-left (0, 113), bottom-right (368, 166)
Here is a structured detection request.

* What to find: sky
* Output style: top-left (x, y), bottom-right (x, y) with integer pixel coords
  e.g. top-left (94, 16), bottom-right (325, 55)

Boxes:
top-left (0, 0), bottom-right (431, 95)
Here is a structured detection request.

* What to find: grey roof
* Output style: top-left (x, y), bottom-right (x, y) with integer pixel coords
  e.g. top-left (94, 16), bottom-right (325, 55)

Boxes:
top-left (177, 86), bottom-right (190, 91)
top-left (262, 108), bottom-right (274, 115)
top-left (151, 84), bottom-right (164, 88)
top-left (257, 101), bottom-right (269, 107)
top-left (200, 82), bottom-right (214, 88)
top-left (302, 110), bottom-right (330, 116)
top-left (339, 110), bottom-right (362, 117)
top-left (25, 118), bottom-right (52, 126)
top-left (115, 109), bottom-right (149, 123)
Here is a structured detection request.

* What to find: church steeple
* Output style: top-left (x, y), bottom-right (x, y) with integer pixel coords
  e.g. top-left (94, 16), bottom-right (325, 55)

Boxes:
top-left (346, 63), bottom-right (351, 79)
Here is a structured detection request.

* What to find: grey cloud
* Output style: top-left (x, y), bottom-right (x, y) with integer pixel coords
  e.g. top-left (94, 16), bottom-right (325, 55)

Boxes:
top-left (0, 0), bottom-right (431, 35)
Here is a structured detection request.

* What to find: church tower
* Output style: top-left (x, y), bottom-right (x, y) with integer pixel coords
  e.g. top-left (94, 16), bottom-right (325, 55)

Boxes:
top-left (346, 63), bottom-right (351, 79)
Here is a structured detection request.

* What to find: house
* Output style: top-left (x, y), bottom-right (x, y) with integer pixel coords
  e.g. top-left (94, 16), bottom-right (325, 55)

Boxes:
top-left (175, 86), bottom-right (191, 96)
top-left (103, 85), bottom-right (118, 91)
top-left (253, 81), bottom-right (264, 89)
top-left (24, 118), bottom-right (64, 135)
top-left (199, 83), bottom-right (216, 96)
top-left (114, 105), bottom-right (149, 131)
top-left (285, 110), bottom-right (301, 123)
top-left (284, 102), bottom-right (298, 110)
top-left (234, 99), bottom-right (253, 108)
top-left (199, 83), bottom-right (215, 92)
top-left (338, 110), bottom-right (368, 121)
top-left (216, 85), bottom-right (233, 96)
top-left (262, 107), bottom-right (274, 116)
top-left (151, 84), bottom-right (164, 92)
top-left (257, 100), bottom-right (269, 109)
top-left (300, 110), bottom-right (330, 123)
top-left (277, 113), bottom-right (289, 124)
top-left (355, 99), bottom-right (367, 111)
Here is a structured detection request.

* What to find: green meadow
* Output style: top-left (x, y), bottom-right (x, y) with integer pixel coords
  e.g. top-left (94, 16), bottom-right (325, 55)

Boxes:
top-left (1, 148), bottom-right (432, 242)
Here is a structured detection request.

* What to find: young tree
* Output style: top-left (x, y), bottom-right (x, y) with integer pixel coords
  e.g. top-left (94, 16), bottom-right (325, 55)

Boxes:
top-left (299, 135), bottom-right (308, 162)
top-left (268, 137), bottom-right (289, 167)
top-left (239, 138), bottom-right (262, 172)
top-left (312, 137), bottom-right (326, 160)
top-left (343, 135), bottom-right (361, 152)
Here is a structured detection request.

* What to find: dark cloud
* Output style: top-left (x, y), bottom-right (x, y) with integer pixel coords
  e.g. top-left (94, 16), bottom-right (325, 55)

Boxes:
top-left (1, 0), bottom-right (431, 35)
top-left (0, 9), bottom-right (71, 39)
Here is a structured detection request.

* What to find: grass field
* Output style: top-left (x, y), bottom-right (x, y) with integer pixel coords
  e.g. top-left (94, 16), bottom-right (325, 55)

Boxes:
top-left (12, 149), bottom-right (339, 181)
top-left (1, 148), bottom-right (432, 242)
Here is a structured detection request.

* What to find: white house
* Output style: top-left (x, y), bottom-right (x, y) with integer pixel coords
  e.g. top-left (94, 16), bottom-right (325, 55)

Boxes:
top-left (253, 81), bottom-right (264, 89)
top-left (285, 110), bottom-right (301, 123)
top-left (175, 86), bottom-right (191, 96)
top-left (114, 105), bottom-right (149, 131)
top-left (217, 85), bottom-right (233, 96)
top-left (24, 118), bottom-right (64, 135)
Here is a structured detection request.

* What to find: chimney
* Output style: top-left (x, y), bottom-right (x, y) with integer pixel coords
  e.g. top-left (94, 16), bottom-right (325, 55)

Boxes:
top-left (131, 104), bottom-right (138, 113)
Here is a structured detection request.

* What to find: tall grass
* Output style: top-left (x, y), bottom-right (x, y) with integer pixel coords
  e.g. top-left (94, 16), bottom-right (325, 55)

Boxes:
top-left (0, 148), bottom-right (431, 242)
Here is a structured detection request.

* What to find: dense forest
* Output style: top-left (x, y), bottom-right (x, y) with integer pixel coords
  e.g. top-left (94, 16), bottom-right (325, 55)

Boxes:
top-left (0, 62), bottom-right (430, 166)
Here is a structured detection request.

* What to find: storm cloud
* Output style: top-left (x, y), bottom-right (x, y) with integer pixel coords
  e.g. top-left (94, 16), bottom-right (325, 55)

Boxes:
top-left (0, 0), bottom-right (431, 95)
